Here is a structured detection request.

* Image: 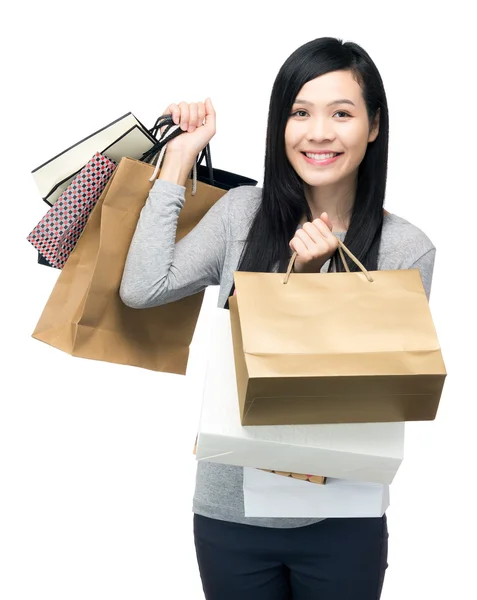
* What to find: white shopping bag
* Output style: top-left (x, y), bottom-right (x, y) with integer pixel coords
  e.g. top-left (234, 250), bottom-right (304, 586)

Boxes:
top-left (32, 113), bottom-right (156, 205)
top-left (196, 309), bottom-right (405, 485)
top-left (243, 467), bottom-right (389, 518)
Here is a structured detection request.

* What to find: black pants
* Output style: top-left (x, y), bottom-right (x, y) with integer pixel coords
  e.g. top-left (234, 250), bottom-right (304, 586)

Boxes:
top-left (194, 514), bottom-right (388, 600)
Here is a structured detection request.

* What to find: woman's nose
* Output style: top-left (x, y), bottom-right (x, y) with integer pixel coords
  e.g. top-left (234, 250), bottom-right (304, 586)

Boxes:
top-left (306, 117), bottom-right (335, 142)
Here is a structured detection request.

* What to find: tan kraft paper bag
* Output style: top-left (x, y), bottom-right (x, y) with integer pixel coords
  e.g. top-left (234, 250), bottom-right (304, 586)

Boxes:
top-left (32, 157), bottom-right (225, 373)
top-left (230, 244), bottom-right (446, 425)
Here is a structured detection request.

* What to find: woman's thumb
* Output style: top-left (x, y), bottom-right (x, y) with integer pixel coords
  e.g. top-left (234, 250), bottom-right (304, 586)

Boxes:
top-left (204, 97), bottom-right (216, 128)
top-left (320, 212), bottom-right (333, 231)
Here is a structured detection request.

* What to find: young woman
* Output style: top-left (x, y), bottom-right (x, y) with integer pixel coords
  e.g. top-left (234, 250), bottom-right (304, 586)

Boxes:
top-left (120, 37), bottom-right (436, 600)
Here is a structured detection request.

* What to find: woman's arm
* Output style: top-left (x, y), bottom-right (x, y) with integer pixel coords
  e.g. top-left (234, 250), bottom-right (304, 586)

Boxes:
top-left (120, 97), bottom-right (224, 309)
top-left (119, 178), bottom-right (229, 309)
top-left (406, 247), bottom-right (436, 301)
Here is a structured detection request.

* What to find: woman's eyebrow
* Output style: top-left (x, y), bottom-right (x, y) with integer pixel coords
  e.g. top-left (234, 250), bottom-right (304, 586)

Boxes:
top-left (294, 98), bottom-right (356, 107)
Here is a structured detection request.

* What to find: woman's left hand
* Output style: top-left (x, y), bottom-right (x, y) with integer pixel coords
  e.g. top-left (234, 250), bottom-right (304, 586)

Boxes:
top-left (289, 212), bottom-right (338, 273)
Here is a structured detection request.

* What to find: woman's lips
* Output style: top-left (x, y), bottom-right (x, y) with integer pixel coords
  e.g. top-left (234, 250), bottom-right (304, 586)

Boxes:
top-left (302, 152), bottom-right (343, 166)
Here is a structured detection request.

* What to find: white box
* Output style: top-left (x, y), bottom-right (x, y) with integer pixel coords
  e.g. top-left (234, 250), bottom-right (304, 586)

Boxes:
top-left (196, 309), bottom-right (404, 485)
top-left (243, 467), bottom-right (389, 518)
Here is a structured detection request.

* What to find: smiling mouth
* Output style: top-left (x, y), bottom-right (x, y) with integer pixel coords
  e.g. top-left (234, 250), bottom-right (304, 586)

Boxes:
top-left (302, 152), bottom-right (343, 160)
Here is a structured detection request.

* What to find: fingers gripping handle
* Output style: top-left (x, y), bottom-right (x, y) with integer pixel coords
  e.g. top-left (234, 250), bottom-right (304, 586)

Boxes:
top-left (283, 238), bottom-right (374, 284)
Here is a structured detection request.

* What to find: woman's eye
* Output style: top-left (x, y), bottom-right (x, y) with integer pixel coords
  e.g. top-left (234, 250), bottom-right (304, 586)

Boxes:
top-left (291, 110), bottom-right (308, 117)
top-left (334, 111), bottom-right (351, 118)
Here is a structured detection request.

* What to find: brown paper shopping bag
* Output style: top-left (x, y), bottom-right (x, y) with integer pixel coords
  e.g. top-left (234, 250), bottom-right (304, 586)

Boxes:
top-left (192, 437), bottom-right (326, 484)
top-left (230, 243), bottom-right (446, 425)
top-left (258, 470), bottom-right (327, 484)
top-left (32, 157), bottom-right (226, 373)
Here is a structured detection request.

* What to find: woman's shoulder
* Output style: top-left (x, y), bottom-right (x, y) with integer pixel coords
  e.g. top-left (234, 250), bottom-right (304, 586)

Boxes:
top-left (380, 212), bottom-right (435, 267)
top-left (221, 184), bottom-right (263, 237)
top-left (225, 184), bottom-right (263, 207)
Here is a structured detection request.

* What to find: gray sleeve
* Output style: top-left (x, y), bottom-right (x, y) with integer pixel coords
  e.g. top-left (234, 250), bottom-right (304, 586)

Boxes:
top-left (406, 248), bottom-right (436, 301)
top-left (120, 179), bottom-right (229, 309)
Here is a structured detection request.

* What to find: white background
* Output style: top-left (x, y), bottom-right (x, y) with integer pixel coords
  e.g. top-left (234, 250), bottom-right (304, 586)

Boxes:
top-left (1, 1), bottom-right (475, 598)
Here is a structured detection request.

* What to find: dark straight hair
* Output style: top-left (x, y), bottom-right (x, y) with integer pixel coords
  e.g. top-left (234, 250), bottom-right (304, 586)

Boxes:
top-left (236, 36), bottom-right (389, 276)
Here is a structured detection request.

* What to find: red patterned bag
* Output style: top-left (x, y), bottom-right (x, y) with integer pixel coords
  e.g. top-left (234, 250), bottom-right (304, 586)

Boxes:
top-left (27, 152), bottom-right (116, 268)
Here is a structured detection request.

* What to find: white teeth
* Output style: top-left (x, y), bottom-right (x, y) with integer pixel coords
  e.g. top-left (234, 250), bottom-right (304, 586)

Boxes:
top-left (305, 152), bottom-right (338, 160)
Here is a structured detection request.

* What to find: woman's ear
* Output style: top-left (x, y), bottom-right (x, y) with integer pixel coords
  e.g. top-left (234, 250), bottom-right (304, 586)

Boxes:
top-left (368, 108), bottom-right (380, 143)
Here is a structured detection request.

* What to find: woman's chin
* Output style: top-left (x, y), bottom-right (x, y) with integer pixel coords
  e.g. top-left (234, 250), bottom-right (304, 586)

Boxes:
top-left (301, 173), bottom-right (341, 188)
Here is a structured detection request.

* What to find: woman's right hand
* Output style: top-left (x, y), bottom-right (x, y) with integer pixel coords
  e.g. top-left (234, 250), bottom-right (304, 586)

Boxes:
top-left (289, 213), bottom-right (339, 273)
top-left (160, 98), bottom-right (216, 160)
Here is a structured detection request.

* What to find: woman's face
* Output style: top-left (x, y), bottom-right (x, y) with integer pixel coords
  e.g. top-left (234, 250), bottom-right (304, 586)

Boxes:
top-left (284, 70), bottom-right (379, 188)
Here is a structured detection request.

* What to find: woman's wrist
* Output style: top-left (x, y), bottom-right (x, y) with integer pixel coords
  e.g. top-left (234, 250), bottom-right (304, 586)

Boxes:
top-left (293, 257), bottom-right (327, 273)
top-left (158, 151), bottom-right (195, 187)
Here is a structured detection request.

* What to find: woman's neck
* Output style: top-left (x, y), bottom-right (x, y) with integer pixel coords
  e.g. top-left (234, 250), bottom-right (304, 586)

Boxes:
top-left (302, 176), bottom-right (357, 233)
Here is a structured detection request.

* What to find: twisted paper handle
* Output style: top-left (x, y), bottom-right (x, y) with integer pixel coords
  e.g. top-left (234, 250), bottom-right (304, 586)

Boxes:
top-left (146, 114), bottom-right (200, 195)
top-left (283, 238), bottom-right (374, 284)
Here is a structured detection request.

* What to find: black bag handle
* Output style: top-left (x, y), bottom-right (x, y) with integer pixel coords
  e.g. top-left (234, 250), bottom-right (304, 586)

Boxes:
top-left (141, 115), bottom-right (184, 163)
top-left (148, 114), bottom-right (174, 138)
top-left (197, 145), bottom-right (214, 184)
top-left (142, 115), bottom-right (214, 175)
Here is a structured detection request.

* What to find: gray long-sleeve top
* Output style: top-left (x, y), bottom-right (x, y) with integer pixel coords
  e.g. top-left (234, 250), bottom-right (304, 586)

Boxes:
top-left (120, 179), bottom-right (436, 528)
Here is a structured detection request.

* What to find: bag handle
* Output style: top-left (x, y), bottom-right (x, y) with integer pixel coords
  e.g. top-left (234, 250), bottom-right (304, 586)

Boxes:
top-left (149, 115), bottom-right (177, 139)
top-left (143, 115), bottom-right (214, 170)
top-left (196, 145), bottom-right (214, 184)
top-left (283, 238), bottom-right (374, 284)
top-left (142, 114), bottom-right (213, 195)
top-left (141, 115), bottom-right (183, 164)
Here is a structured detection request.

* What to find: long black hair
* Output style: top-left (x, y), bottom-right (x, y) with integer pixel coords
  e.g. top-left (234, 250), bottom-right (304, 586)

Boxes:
top-left (237, 36), bottom-right (389, 275)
